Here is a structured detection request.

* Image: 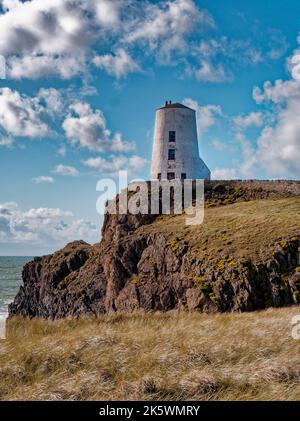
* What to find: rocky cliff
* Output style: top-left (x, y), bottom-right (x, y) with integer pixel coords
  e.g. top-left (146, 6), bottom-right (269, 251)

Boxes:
top-left (9, 181), bottom-right (300, 319)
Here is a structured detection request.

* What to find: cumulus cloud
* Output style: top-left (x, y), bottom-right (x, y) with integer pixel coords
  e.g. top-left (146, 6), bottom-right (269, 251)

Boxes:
top-left (188, 39), bottom-right (261, 83)
top-left (93, 48), bottom-right (139, 78)
top-left (37, 88), bottom-right (64, 115)
top-left (0, 0), bottom-right (280, 83)
top-left (0, 87), bottom-right (132, 156)
top-left (183, 98), bottom-right (222, 135)
top-left (94, 0), bottom-right (122, 27)
top-left (0, 0), bottom-right (94, 79)
top-left (211, 138), bottom-right (228, 151)
top-left (0, 0), bottom-right (213, 79)
top-left (0, 87), bottom-right (48, 137)
top-left (256, 98), bottom-right (300, 177)
top-left (194, 38), bottom-right (263, 65)
top-left (253, 79), bottom-right (300, 104)
top-left (57, 145), bottom-right (67, 157)
top-left (0, 201), bottom-right (98, 249)
top-left (124, 0), bottom-right (214, 62)
top-left (211, 168), bottom-right (238, 180)
top-left (83, 154), bottom-right (149, 176)
top-left (23, 207), bottom-right (72, 219)
top-left (211, 132), bottom-right (259, 180)
top-left (235, 132), bottom-right (258, 178)
top-left (188, 32), bottom-right (287, 83)
top-left (62, 101), bottom-right (135, 152)
top-left (233, 112), bottom-right (263, 130)
top-left (0, 137), bottom-right (13, 147)
top-left (193, 60), bottom-right (228, 83)
top-left (217, 36), bottom-right (299, 179)
top-left (251, 42), bottom-right (300, 179)
top-left (54, 164), bottom-right (79, 177)
top-left (8, 54), bottom-right (86, 80)
top-left (32, 176), bottom-right (54, 184)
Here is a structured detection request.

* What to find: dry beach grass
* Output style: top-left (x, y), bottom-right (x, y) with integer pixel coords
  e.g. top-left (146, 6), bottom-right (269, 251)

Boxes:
top-left (1, 307), bottom-right (300, 401)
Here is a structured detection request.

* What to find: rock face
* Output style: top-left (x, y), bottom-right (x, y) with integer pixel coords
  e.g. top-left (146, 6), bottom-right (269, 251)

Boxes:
top-left (9, 181), bottom-right (300, 319)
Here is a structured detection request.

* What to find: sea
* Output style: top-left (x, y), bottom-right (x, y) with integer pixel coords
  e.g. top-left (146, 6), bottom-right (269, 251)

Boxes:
top-left (0, 256), bottom-right (32, 337)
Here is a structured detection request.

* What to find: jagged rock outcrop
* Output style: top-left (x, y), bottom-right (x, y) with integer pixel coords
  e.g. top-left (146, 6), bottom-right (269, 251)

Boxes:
top-left (9, 181), bottom-right (300, 319)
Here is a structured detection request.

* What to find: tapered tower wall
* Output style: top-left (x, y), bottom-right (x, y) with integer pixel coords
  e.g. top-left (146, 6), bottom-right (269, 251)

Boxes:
top-left (151, 102), bottom-right (210, 180)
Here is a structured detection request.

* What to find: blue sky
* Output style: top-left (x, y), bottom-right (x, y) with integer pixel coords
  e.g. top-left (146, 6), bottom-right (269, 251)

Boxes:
top-left (0, 0), bottom-right (300, 255)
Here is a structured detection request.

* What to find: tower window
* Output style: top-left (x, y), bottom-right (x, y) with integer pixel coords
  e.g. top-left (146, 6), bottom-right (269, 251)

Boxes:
top-left (167, 172), bottom-right (175, 180)
top-left (168, 149), bottom-right (175, 160)
top-left (181, 173), bottom-right (186, 180)
top-left (169, 131), bottom-right (176, 142)
top-left (157, 173), bottom-right (161, 180)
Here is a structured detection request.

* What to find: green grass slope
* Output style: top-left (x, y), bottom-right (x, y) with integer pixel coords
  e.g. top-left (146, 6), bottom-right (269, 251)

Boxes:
top-left (140, 197), bottom-right (300, 261)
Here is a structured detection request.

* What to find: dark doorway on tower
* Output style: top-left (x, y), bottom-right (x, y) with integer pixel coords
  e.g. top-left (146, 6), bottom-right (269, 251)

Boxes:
top-left (167, 172), bottom-right (175, 180)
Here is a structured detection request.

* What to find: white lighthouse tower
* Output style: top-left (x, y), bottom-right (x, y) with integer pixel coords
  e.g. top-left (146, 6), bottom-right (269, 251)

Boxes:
top-left (151, 101), bottom-right (210, 180)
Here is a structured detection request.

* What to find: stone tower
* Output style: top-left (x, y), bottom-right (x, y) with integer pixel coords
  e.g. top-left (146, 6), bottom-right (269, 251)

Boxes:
top-left (151, 101), bottom-right (210, 180)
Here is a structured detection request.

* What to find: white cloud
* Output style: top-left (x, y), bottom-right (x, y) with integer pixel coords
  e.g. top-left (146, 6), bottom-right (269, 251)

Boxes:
top-left (0, 0), bottom-right (95, 79)
top-left (256, 98), bottom-right (300, 177)
top-left (266, 30), bottom-right (289, 60)
top-left (194, 60), bottom-right (228, 83)
top-left (32, 176), bottom-right (54, 184)
top-left (188, 29), bottom-right (288, 84)
top-left (0, 0), bottom-right (213, 79)
top-left (211, 168), bottom-right (238, 180)
top-left (233, 112), bottom-right (263, 130)
top-left (0, 88), bottom-right (134, 154)
top-left (8, 54), bottom-right (86, 80)
top-left (57, 145), bottom-right (67, 157)
top-left (251, 44), bottom-right (300, 178)
top-left (0, 0), bottom-right (287, 84)
top-left (37, 88), bottom-right (63, 115)
top-left (23, 207), bottom-right (72, 219)
top-left (124, 0), bottom-right (214, 62)
top-left (195, 38), bottom-right (262, 64)
top-left (94, 0), bottom-right (122, 27)
top-left (0, 201), bottom-right (98, 247)
top-left (183, 98), bottom-right (222, 135)
top-left (93, 48), bottom-right (139, 78)
top-left (218, 35), bottom-right (298, 180)
top-left (253, 79), bottom-right (300, 104)
top-left (54, 164), bottom-right (79, 177)
top-left (0, 87), bottom-right (48, 137)
top-left (83, 154), bottom-right (149, 176)
top-left (62, 101), bottom-right (135, 152)
top-left (211, 132), bottom-right (258, 180)
top-left (189, 37), bottom-right (268, 82)
top-left (0, 137), bottom-right (13, 147)
top-left (235, 132), bottom-right (257, 178)
top-left (211, 138), bottom-right (227, 151)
